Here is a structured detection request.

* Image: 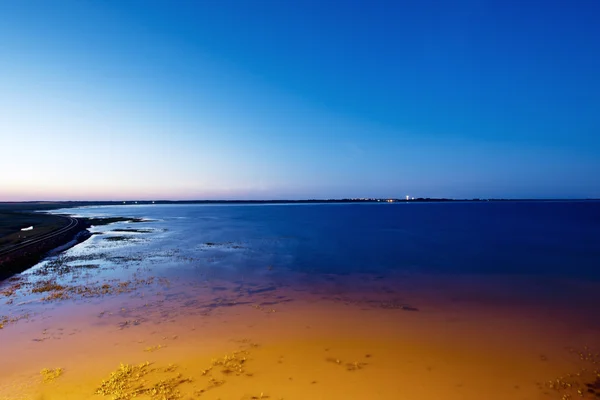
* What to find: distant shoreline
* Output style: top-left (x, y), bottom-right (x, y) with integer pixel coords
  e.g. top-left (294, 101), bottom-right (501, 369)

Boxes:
top-left (1, 197), bottom-right (599, 212)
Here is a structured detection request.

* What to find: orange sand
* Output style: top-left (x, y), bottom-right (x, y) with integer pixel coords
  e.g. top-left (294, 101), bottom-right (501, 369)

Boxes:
top-left (1, 272), bottom-right (599, 400)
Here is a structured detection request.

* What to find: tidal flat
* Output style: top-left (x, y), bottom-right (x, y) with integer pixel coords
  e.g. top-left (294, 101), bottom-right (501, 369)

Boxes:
top-left (0, 203), bottom-right (599, 400)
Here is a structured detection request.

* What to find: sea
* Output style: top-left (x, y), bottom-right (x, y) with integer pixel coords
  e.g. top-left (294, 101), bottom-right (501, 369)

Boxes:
top-left (0, 201), bottom-right (599, 400)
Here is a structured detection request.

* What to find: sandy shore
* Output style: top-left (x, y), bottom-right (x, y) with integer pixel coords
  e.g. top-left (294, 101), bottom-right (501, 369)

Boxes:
top-left (1, 266), bottom-right (599, 400)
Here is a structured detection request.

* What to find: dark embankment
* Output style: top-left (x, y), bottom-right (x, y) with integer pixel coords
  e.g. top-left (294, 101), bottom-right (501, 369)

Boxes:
top-left (0, 203), bottom-right (148, 281)
top-left (0, 216), bottom-right (90, 280)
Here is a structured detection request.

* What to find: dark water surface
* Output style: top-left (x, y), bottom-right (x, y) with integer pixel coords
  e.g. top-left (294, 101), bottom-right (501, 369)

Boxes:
top-left (61, 201), bottom-right (600, 279)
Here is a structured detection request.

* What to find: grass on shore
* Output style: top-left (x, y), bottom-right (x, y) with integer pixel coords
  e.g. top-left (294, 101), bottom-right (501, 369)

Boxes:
top-left (0, 212), bottom-right (69, 250)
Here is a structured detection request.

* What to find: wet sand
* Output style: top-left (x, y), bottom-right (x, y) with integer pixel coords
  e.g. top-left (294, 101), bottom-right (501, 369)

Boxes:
top-left (1, 261), bottom-right (599, 400)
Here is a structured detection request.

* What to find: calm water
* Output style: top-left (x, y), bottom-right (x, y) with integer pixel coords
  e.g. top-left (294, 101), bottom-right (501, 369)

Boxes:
top-left (1, 201), bottom-right (599, 400)
top-left (63, 201), bottom-right (600, 278)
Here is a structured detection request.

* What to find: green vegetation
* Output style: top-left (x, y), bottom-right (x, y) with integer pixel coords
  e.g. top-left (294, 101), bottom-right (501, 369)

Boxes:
top-left (0, 212), bottom-right (68, 250)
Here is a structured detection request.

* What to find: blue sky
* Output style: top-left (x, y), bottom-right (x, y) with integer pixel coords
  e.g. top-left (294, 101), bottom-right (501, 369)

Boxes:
top-left (1, 0), bottom-right (599, 200)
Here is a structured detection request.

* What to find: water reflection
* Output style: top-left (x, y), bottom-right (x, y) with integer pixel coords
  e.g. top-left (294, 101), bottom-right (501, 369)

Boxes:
top-left (0, 204), bottom-right (599, 399)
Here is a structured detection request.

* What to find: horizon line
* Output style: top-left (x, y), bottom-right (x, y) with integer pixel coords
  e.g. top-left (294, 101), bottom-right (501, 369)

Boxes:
top-left (1, 198), bottom-right (599, 204)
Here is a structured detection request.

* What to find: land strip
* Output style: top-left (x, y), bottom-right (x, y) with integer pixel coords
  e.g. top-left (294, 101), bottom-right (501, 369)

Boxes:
top-left (0, 203), bottom-right (148, 280)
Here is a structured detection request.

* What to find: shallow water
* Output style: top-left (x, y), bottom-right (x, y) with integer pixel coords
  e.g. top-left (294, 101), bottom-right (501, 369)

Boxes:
top-left (1, 203), bottom-right (599, 400)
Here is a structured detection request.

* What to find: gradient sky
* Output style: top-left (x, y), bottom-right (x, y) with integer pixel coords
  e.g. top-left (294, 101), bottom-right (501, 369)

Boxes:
top-left (1, 0), bottom-right (599, 200)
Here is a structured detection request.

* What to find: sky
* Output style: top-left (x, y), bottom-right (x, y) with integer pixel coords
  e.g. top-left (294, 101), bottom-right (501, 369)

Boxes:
top-left (1, 0), bottom-right (599, 201)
